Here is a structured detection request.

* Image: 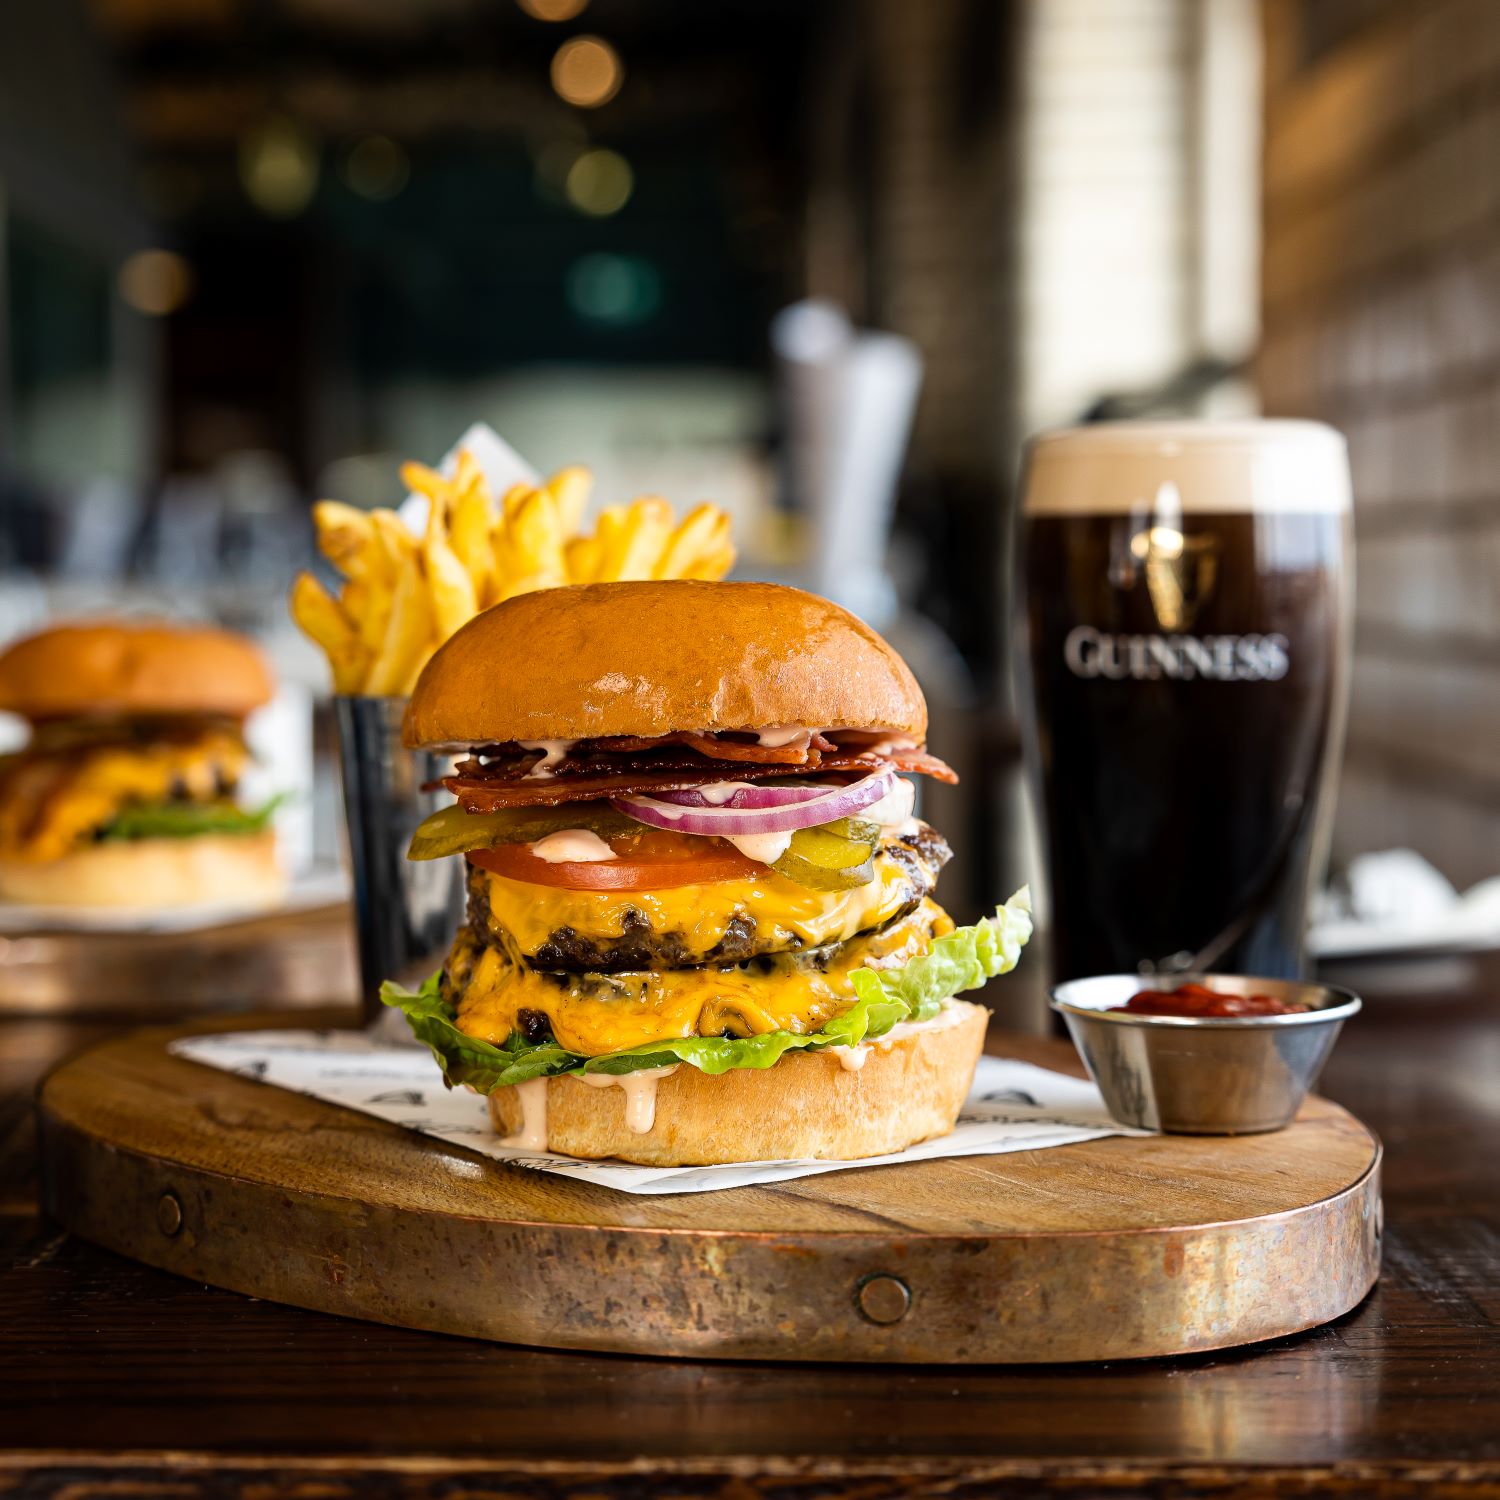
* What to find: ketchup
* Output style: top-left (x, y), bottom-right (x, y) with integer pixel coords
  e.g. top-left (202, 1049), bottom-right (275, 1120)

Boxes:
top-left (1113, 982), bottom-right (1309, 1018)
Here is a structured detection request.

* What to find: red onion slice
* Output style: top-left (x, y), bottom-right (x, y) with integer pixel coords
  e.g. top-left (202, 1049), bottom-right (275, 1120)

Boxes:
top-left (612, 770), bottom-right (895, 837)
top-left (652, 781), bottom-right (831, 810)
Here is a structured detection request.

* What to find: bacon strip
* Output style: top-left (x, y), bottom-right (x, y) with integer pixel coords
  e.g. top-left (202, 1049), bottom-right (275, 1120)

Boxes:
top-left (445, 747), bottom-right (956, 810)
top-left (677, 731), bottom-right (831, 764)
top-left (496, 729), bottom-right (837, 767)
top-left (887, 748), bottom-right (961, 782)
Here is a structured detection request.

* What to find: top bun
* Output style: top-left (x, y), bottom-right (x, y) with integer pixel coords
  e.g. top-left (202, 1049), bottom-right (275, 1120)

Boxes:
top-left (0, 619), bottom-right (275, 722)
top-left (404, 581), bottom-right (926, 748)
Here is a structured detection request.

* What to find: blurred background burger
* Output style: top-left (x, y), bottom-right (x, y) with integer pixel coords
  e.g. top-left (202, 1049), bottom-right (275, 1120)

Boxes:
top-left (0, 619), bottom-right (285, 909)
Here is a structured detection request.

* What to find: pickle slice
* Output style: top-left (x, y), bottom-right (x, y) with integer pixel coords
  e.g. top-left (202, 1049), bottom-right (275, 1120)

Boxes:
top-left (770, 851), bottom-right (876, 890)
top-left (407, 801), bottom-right (638, 861)
top-left (770, 818), bottom-right (881, 890)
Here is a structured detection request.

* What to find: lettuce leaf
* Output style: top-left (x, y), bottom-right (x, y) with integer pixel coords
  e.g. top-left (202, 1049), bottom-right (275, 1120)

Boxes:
top-left (98, 794), bottom-right (286, 842)
top-left (381, 887), bottom-right (1033, 1093)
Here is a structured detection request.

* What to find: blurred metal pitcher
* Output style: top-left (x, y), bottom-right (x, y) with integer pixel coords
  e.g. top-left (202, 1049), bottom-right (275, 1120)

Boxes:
top-left (335, 697), bottom-right (464, 1021)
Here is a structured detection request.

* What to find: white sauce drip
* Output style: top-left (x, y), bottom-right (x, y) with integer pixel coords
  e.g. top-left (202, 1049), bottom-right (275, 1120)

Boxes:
top-left (529, 829), bottom-right (617, 863)
top-left (863, 775), bottom-right (916, 829)
top-left (863, 734), bottom-right (918, 756)
top-left (755, 725), bottom-right (812, 747)
top-left (725, 830), bottom-right (794, 864)
top-left (502, 1077), bottom-right (550, 1150)
top-left (520, 739), bottom-right (573, 779)
top-left (827, 1003), bottom-right (972, 1073)
top-left (694, 780), bottom-right (758, 805)
top-left (579, 1065), bottom-right (679, 1133)
top-left (877, 1004), bottom-right (974, 1044)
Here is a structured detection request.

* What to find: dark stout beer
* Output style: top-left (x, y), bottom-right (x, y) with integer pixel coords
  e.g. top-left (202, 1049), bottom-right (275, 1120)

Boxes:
top-left (1016, 422), bottom-right (1352, 980)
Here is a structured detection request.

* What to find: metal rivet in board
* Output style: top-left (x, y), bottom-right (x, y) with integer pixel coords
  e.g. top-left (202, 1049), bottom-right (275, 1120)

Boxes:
top-left (855, 1273), bottom-right (911, 1324)
top-left (156, 1192), bottom-right (184, 1237)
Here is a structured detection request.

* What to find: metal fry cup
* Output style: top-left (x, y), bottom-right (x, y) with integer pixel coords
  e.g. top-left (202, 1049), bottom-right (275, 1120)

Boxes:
top-left (1050, 973), bottom-right (1362, 1135)
top-left (335, 696), bottom-right (465, 1020)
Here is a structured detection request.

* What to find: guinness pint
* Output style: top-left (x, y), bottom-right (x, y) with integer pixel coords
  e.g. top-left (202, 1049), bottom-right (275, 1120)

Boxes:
top-left (1016, 421), bottom-right (1352, 980)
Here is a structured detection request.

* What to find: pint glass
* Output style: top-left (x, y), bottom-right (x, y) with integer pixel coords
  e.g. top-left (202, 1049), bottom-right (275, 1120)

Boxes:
top-left (1015, 421), bottom-right (1352, 980)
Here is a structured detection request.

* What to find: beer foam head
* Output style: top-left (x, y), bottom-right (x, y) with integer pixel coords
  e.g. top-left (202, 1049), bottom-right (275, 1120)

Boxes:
top-left (1022, 420), bottom-right (1351, 516)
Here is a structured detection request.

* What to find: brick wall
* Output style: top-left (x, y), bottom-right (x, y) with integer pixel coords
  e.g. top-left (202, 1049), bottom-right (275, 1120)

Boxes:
top-left (1260, 0), bottom-right (1500, 888)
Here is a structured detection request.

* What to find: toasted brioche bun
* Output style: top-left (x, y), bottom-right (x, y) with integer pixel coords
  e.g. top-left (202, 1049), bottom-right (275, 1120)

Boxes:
top-left (404, 580), bottom-right (926, 749)
top-left (0, 620), bottom-right (274, 722)
top-left (0, 830), bottom-right (285, 910)
top-left (487, 1001), bottom-right (986, 1166)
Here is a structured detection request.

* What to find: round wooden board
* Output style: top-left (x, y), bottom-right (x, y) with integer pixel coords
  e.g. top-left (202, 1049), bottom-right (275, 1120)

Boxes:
top-left (37, 1014), bottom-right (1381, 1364)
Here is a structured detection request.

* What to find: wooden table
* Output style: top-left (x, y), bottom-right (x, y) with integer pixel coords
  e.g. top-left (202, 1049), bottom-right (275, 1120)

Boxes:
top-left (2, 912), bottom-right (1497, 1496)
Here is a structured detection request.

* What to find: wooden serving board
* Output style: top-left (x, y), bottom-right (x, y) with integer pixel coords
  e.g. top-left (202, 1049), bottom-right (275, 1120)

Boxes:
top-left (37, 1013), bottom-right (1381, 1364)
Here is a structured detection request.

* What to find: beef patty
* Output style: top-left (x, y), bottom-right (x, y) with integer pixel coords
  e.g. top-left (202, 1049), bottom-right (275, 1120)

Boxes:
top-left (464, 823), bottom-right (951, 974)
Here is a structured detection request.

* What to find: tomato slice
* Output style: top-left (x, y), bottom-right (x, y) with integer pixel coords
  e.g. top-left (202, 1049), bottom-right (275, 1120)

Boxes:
top-left (467, 827), bottom-right (763, 891)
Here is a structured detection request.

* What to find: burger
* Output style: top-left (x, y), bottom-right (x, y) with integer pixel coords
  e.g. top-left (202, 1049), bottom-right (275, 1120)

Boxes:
top-left (384, 580), bottom-right (1031, 1167)
top-left (0, 619), bottom-right (285, 909)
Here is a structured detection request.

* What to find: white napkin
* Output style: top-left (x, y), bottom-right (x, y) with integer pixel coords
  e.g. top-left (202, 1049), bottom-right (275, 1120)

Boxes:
top-left (170, 1027), bottom-right (1144, 1196)
top-left (1309, 848), bottom-right (1500, 958)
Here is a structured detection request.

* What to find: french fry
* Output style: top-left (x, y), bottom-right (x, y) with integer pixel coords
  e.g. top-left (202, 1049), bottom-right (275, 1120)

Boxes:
top-left (452, 447), bottom-right (483, 497)
top-left (342, 577), bottom-right (393, 654)
top-left (499, 481), bottom-right (536, 522)
top-left (289, 572), bottom-right (368, 693)
top-left (683, 544), bottom-right (736, 580)
top-left (542, 466), bottom-right (592, 536)
top-left (681, 511), bottom-right (736, 580)
top-left (400, 643), bottom-right (439, 696)
top-left (365, 556), bottom-right (434, 696)
top-left (447, 476), bottom-right (496, 605)
top-left (371, 509), bottom-right (417, 571)
top-left (494, 489), bottom-right (567, 600)
top-left (564, 533), bottom-right (604, 585)
top-left (399, 460), bottom-right (450, 508)
top-left (399, 461), bottom-right (455, 547)
top-left (423, 532), bottom-right (480, 640)
top-left (654, 502), bottom-right (731, 580)
top-left (312, 501), bottom-right (388, 583)
top-left (593, 498), bottom-right (674, 582)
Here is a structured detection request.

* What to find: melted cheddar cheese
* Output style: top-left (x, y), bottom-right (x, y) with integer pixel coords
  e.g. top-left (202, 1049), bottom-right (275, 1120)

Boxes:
top-left (455, 899), bottom-right (954, 1055)
top-left (0, 728), bottom-right (249, 861)
top-left (476, 845), bottom-right (929, 962)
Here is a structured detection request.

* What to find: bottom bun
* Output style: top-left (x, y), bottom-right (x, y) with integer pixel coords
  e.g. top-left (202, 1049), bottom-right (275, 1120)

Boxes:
top-left (487, 1000), bottom-right (987, 1166)
top-left (0, 830), bottom-right (285, 910)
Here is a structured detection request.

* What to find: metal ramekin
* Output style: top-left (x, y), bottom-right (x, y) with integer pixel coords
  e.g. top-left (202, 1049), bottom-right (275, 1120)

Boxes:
top-left (1050, 973), bottom-right (1362, 1135)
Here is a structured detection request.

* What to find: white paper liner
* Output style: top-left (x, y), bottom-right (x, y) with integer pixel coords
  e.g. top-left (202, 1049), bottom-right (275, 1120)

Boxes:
top-left (169, 1026), bottom-right (1145, 1196)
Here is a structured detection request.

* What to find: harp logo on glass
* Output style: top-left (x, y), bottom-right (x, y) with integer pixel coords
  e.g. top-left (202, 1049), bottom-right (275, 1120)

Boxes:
top-left (1065, 524), bottom-right (1289, 683)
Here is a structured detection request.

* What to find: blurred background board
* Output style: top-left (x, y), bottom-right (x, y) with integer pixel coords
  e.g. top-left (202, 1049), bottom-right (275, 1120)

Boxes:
top-left (38, 1017), bottom-right (1381, 1365)
top-left (0, 905), bottom-right (355, 1015)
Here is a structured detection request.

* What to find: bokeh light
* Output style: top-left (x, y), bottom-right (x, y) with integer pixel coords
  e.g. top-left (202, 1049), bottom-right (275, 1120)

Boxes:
top-left (564, 148), bottom-right (633, 216)
top-left (117, 250), bottom-right (194, 316)
top-left (517, 0), bottom-right (589, 19)
top-left (550, 36), bottom-right (623, 108)
top-left (566, 253), bottom-right (661, 326)
top-left (344, 135), bottom-right (410, 201)
top-left (239, 116), bottom-right (319, 218)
